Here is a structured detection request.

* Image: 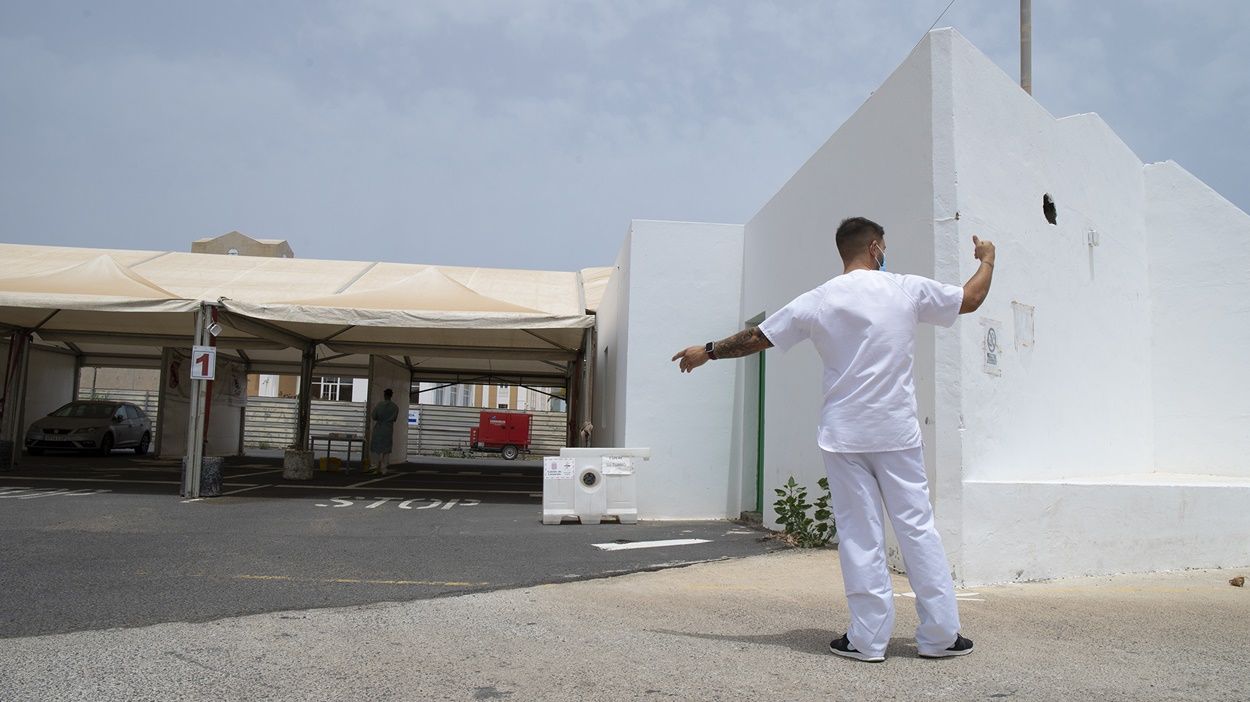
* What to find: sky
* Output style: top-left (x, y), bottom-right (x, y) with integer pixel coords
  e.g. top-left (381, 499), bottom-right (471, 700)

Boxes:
top-left (1, 1), bottom-right (1246, 272)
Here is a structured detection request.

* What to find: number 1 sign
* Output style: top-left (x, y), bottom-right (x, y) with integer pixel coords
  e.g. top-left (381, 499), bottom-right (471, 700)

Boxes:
top-left (191, 345), bottom-right (217, 381)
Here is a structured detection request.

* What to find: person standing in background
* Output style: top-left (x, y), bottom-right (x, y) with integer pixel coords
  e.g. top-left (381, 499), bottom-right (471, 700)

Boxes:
top-left (368, 388), bottom-right (399, 475)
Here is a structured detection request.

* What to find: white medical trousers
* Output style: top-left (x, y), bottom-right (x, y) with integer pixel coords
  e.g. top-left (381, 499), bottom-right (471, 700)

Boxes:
top-left (821, 447), bottom-right (960, 657)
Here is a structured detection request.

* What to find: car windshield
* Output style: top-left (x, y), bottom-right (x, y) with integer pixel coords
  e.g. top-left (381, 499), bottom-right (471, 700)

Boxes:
top-left (49, 403), bottom-right (117, 419)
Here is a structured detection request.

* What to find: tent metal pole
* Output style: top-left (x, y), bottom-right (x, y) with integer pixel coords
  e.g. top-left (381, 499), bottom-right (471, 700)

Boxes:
top-left (296, 344), bottom-right (315, 451)
top-left (182, 305), bottom-right (207, 497)
top-left (1, 331), bottom-right (32, 469)
top-left (11, 333), bottom-right (32, 469)
top-left (1020, 0), bottom-right (1032, 94)
top-left (578, 327), bottom-right (595, 447)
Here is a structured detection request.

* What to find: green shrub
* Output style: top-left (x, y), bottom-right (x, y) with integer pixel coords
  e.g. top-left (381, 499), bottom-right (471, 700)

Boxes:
top-left (773, 476), bottom-right (837, 548)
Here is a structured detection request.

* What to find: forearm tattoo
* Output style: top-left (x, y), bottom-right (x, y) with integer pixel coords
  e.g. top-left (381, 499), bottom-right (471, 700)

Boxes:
top-left (714, 327), bottom-right (773, 359)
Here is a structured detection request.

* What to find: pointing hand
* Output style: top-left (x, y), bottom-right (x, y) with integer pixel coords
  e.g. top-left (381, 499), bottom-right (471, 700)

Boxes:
top-left (671, 346), bottom-right (710, 374)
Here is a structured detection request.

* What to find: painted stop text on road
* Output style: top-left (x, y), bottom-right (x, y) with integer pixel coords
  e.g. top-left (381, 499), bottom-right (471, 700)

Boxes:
top-left (314, 496), bottom-right (481, 510)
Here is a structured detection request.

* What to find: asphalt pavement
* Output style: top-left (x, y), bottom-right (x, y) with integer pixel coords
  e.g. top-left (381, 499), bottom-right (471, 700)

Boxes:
top-left (0, 454), bottom-right (781, 637)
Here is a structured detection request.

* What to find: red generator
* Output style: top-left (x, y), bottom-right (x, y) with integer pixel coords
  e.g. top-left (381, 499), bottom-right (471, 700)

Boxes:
top-left (469, 411), bottom-right (532, 460)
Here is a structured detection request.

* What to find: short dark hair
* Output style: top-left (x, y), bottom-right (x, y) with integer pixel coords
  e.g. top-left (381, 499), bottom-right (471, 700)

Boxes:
top-left (835, 217), bottom-right (885, 261)
top-left (383, 388), bottom-right (393, 398)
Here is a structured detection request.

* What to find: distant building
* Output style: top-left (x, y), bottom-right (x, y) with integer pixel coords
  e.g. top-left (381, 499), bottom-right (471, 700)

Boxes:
top-left (192, 231), bottom-right (294, 259)
top-left (195, 231), bottom-right (297, 397)
top-left (415, 382), bottom-right (565, 412)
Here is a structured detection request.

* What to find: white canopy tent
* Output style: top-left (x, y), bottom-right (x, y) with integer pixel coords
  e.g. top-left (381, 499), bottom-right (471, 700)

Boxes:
top-left (0, 243), bottom-right (600, 494)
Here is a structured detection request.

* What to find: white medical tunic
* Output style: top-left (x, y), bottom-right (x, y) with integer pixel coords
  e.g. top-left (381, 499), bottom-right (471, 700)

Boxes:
top-left (758, 270), bottom-right (963, 454)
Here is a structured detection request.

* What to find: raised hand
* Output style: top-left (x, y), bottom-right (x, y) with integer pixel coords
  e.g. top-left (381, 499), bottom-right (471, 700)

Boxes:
top-left (973, 235), bottom-right (995, 266)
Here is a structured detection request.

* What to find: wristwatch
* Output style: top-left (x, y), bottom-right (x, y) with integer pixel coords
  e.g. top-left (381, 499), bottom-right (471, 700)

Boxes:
top-left (705, 341), bottom-right (718, 360)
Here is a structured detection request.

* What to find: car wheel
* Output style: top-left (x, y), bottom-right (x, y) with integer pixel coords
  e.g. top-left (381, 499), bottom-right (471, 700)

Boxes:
top-left (501, 445), bottom-right (519, 461)
top-left (98, 433), bottom-right (114, 457)
top-left (135, 432), bottom-right (151, 456)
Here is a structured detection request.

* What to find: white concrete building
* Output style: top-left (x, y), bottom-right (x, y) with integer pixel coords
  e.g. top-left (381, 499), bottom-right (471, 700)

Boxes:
top-left (594, 29), bottom-right (1250, 585)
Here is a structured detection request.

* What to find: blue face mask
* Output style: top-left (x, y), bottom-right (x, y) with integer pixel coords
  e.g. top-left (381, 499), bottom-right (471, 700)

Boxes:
top-left (873, 244), bottom-right (886, 271)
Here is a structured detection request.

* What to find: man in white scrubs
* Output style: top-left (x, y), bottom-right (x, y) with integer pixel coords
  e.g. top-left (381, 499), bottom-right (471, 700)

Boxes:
top-left (672, 217), bottom-right (995, 662)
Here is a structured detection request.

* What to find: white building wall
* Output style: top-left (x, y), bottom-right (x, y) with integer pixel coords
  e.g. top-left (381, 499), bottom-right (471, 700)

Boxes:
top-left (938, 29), bottom-right (1249, 584)
top-left (741, 35), bottom-right (938, 530)
top-left (1146, 160), bottom-right (1250, 477)
top-left (257, 374), bottom-right (280, 398)
top-left (947, 28), bottom-right (1154, 485)
top-left (592, 233), bottom-right (631, 449)
top-left (589, 28), bottom-right (1249, 582)
top-left (594, 220), bottom-right (745, 519)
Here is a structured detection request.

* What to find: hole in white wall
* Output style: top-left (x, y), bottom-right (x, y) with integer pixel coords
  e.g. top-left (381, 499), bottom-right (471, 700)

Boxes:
top-left (1042, 194), bottom-right (1057, 225)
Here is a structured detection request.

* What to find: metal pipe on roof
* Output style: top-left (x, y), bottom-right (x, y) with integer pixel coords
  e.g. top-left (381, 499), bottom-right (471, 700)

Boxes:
top-left (1021, 0), bottom-right (1032, 94)
top-left (326, 341), bottom-right (578, 362)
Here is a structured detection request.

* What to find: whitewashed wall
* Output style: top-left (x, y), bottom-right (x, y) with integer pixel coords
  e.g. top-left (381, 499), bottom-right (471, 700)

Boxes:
top-left (593, 220), bottom-right (745, 519)
top-left (1146, 161), bottom-right (1250, 478)
top-left (940, 29), bottom-right (1249, 583)
top-left (946, 29), bottom-right (1154, 486)
top-left (741, 35), bottom-right (939, 529)
top-left (592, 232), bottom-right (631, 449)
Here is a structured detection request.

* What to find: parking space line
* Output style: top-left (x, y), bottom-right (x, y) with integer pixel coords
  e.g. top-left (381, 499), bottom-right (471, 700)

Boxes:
top-left (0, 475), bottom-right (537, 496)
top-left (219, 484), bottom-right (273, 496)
top-left (227, 469), bottom-right (284, 479)
top-left (152, 572), bottom-right (489, 587)
top-left (273, 484), bottom-right (534, 495)
top-left (593, 539), bottom-right (712, 551)
top-left (0, 475), bottom-right (182, 486)
top-left (346, 473), bottom-right (402, 488)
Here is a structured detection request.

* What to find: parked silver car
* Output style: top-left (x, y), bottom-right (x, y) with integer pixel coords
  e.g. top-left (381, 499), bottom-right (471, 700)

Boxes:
top-left (25, 401), bottom-right (152, 456)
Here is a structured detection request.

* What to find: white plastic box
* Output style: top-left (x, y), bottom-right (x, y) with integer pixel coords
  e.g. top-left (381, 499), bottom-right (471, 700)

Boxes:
top-left (542, 447), bottom-right (650, 525)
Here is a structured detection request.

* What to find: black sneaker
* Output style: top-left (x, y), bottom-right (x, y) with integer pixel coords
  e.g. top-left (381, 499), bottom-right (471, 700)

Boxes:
top-left (919, 633), bottom-right (974, 658)
top-left (828, 634), bottom-right (885, 662)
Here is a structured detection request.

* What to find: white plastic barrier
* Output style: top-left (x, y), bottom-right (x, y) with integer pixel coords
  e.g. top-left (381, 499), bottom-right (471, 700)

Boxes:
top-left (542, 447), bottom-right (650, 525)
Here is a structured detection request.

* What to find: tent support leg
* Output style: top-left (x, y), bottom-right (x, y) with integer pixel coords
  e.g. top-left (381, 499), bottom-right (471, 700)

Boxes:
top-left (295, 344), bottom-right (315, 451)
top-left (573, 327), bottom-right (594, 447)
top-left (182, 305), bottom-right (208, 497)
top-left (1, 330), bottom-right (32, 470)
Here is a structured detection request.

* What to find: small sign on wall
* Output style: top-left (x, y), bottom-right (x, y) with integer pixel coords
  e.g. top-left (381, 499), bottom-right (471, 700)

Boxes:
top-left (980, 318), bottom-right (1003, 376)
top-left (190, 345), bottom-right (217, 381)
top-left (1012, 301), bottom-right (1035, 351)
top-left (544, 457), bottom-right (576, 480)
top-left (602, 456), bottom-right (634, 475)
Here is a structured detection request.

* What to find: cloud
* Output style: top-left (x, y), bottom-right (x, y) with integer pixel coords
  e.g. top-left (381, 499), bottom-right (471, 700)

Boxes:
top-left (0, 1), bottom-right (1246, 272)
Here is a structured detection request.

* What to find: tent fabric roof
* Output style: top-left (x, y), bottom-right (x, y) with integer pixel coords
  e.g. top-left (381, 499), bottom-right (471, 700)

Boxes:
top-left (0, 243), bottom-right (604, 381)
top-left (580, 267), bottom-right (614, 313)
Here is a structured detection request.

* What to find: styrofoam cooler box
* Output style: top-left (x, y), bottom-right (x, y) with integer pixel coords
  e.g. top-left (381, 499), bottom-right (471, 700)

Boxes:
top-left (542, 447), bottom-right (650, 525)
